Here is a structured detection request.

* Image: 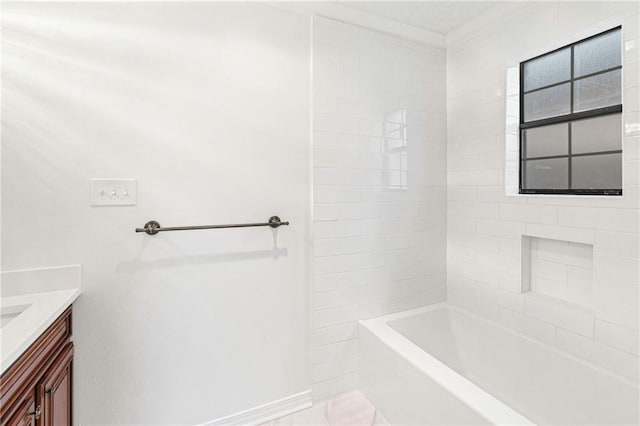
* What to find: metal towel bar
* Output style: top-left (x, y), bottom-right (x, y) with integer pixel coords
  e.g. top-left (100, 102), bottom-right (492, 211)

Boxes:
top-left (135, 216), bottom-right (289, 235)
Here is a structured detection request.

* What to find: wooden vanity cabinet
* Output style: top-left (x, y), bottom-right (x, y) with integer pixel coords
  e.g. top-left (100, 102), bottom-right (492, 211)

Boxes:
top-left (39, 344), bottom-right (73, 426)
top-left (4, 389), bottom-right (36, 426)
top-left (0, 307), bottom-right (73, 426)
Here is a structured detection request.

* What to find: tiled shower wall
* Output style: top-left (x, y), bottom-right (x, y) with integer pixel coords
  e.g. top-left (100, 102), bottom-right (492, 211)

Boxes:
top-left (312, 17), bottom-right (447, 399)
top-left (447, 2), bottom-right (639, 382)
top-left (527, 237), bottom-right (594, 308)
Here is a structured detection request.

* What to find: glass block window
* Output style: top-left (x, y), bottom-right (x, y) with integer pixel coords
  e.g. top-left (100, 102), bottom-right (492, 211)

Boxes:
top-left (520, 27), bottom-right (622, 195)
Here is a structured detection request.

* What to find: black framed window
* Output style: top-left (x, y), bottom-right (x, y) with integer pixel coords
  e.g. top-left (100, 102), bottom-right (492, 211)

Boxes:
top-left (519, 27), bottom-right (623, 195)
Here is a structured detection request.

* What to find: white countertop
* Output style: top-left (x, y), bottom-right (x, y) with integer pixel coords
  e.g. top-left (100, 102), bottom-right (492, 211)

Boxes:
top-left (0, 289), bottom-right (80, 374)
top-left (1, 266), bottom-right (81, 375)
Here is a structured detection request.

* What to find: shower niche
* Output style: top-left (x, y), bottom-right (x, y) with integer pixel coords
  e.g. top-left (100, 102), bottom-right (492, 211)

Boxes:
top-left (522, 236), bottom-right (594, 309)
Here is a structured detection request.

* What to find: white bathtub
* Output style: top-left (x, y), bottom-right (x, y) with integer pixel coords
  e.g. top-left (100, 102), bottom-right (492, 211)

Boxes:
top-left (359, 303), bottom-right (639, 426)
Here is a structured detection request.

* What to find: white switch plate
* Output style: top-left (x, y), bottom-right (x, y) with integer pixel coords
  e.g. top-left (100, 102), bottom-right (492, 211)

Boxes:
top-left (91, 178), bottom-right (137, 206)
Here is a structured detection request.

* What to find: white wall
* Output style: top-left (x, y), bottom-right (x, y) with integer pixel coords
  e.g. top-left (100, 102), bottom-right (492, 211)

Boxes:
top-left (312, 17), bottom-right (447, 399)
top-left (2, 2), bottom-right (311, 424)
top-left (447, 2), bottom-right (639, 382)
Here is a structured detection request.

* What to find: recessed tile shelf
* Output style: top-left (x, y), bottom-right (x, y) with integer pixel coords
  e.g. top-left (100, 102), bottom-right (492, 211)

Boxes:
top-left (522, 236), bottom-right (594, 309)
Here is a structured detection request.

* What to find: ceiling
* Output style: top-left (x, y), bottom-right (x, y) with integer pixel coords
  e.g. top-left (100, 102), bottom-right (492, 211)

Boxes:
top-left (336, 1), bottom-right (500, 34)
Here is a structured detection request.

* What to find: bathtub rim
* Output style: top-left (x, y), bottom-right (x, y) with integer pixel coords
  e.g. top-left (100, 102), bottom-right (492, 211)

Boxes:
top-left (360, 302), bottom-right (638, 426)
top-left (360, 302), bottom-right (534, 426)
top-left (366, 302), bottom-right (639, 389)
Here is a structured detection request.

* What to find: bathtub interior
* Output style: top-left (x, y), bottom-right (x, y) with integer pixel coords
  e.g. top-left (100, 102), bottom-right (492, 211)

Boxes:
top-left (359, 324), bottom-right (493, 426)
top-left (361, 305), bottom-right (639, 426)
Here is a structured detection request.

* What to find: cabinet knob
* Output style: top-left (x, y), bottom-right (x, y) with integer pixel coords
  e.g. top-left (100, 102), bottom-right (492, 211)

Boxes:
top-left (30, 405), bottom-right (41, 420)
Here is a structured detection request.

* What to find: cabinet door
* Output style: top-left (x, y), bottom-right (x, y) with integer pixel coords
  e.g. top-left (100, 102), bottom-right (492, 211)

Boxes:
top-left (4, 389), bottom-right (36, 426)
top-left (1, 308), bottom-right (72, 425)
top-left (39, 344), bottom-right (73, 426)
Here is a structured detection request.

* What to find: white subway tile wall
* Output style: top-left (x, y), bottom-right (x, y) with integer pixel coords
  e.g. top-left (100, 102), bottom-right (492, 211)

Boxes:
top-left (447, 3), bottom-right (639, 383)
top-left (528, 237), bottom-right (594, 308)
top-left (312, 17), bottom-right (447, 399)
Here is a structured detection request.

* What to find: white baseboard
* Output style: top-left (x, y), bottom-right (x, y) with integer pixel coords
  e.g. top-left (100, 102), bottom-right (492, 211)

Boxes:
top-left (200, 390), bottom-right (313, 426)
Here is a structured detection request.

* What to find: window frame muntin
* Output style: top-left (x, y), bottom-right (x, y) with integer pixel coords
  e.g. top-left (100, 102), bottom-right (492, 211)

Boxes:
top-left (518, 26), bottom-right (623, 196)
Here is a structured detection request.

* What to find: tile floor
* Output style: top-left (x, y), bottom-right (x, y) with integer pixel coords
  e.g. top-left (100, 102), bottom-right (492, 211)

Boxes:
top-left (260, 391), bottom-right (390, 426)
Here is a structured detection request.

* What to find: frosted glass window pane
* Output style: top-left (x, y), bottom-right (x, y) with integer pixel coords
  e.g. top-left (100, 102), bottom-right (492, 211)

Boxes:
top-left (572, 114), bottom-right (622, 154)
top-left (524, 83), bottom-right (571, 122)
top-left (572, 153), bottom-right (622, 189)
top-left (574, 30), bottom-right (621, 77)
top-left (574, 69), bottom-right (621, 112)
top-left (523, 123), bottom-right (568, 158)
top-left (524, 48), bottom-right (571, 91)
top-left (523, 158), bottom-right (569, 189)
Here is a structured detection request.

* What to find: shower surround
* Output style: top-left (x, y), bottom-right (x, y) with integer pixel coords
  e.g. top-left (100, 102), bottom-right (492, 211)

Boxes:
top-left (311, 17), bottom-right (448, 399)
top-left (446, 1), bottom-right (639, 383)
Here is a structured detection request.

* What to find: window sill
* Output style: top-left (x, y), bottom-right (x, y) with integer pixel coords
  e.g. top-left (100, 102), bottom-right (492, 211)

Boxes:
top-left (505, 187), bottom-right (624, 199)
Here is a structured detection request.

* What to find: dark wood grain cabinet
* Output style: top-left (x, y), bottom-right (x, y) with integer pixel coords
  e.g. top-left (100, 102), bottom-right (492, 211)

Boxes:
top-left (4, 390), bottom-right (36, 426)
top-left (1, 307), bottom-right (73, 426)
top-left (40, 345), bottom-right (72, 426)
